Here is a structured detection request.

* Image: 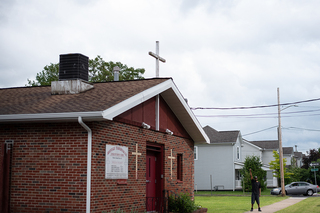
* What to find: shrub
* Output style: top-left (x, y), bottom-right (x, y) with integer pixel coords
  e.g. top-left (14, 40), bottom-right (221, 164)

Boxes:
top-left (168, 192), bottom-right (201, 213)
top-left (241, 155), bottom-right (267, 192)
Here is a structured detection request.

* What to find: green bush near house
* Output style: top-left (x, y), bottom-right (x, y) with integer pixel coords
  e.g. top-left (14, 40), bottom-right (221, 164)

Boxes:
top-left (103, 207), bottom-right (138, 213)
top-left (241, 155), bottom-right (267, 192)
top-left (168, 193), bottom-right (201, 213)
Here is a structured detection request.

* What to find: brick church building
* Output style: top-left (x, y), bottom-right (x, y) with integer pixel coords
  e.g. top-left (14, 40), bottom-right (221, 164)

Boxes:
top-left (0, 54), bottom-right (209, 212)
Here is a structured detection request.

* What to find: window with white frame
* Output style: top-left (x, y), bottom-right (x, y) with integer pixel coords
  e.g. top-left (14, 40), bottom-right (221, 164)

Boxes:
top-left (194, 146), bottom-right (198, 160)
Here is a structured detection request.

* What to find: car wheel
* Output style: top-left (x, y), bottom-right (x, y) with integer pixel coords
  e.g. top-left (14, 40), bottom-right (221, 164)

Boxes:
top-left (307, 189), bottom-right (313, 196)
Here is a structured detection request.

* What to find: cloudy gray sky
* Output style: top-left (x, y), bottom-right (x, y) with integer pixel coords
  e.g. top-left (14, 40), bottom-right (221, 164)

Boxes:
top-left (1, 0), bottom-right (320, 154)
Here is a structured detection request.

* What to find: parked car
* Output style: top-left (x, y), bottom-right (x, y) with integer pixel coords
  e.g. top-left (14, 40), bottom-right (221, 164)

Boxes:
top-left (271, 182), bottom-right (319, 196)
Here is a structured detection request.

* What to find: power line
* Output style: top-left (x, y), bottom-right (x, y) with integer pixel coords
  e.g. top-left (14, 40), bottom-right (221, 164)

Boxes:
top-left (191, 97), bottom-right (320, 110)
top-left (242, 126), bottom-right (278, 136)
top-left (242, 126), bottom-right (320, 137)
top-left (195, 109), bottom-right (320, 119)
top-left (284, 127), bottom-right (320, 132)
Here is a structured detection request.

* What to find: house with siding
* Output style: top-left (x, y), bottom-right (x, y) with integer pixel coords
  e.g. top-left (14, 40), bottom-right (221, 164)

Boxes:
top-left (283, 147), bottom-right (294, 167)
top-left (0, 53), bottom-right (209, 213)
top-left (194, 126), bottom-right (244, 191)
top-left (194, 126), bottom-right (281, 191)
top-left (248, 140), bottom-right (279, 187)
top-left (294, 150), bottom-right (303, 168)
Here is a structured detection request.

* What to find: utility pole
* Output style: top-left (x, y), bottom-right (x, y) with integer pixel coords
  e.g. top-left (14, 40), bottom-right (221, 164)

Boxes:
top-left (277, 88), bottom-right (285, 196)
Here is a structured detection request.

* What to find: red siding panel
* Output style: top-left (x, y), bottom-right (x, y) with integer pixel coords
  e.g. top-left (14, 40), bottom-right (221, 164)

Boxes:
top-left (115, 96), bottom-right (191, 139)
top-left (143, 97), bottom-right (156, 126)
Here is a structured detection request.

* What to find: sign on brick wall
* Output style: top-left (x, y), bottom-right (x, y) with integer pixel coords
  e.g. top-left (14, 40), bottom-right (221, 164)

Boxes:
top-left (105, 145), bottom-right (128, 179)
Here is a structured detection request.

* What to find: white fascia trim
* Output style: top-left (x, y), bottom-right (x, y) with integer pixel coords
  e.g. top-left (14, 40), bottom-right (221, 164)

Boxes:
top-left (243, 140), bottom-right (262, 150)
top-left (261, 165), bottom-right (271, 171)
top-left (234, 162), bottom-right (244, 170)
top-left (102, 80), bottom-right (173, 120)
top-left (102, 79), bottom-right (209, 144)
top-left (0, 111), bottom-right (104, 122)
top-left (169, 81), bottom-right (209, 144)
top-left (234, 162), bottom-right (244, 166)
top-left (209, 142), bottom-right (235, 145)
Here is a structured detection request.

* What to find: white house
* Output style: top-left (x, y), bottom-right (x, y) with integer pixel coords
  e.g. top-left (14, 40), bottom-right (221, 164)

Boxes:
top-left (194, 126), bottom-right (244, 191)
top-left (195, 126), bottom-right (298, 190)
top-left (294, 152), bottom-right (303, 168)
top-left (283, 147), bottom-right (294, 166)
top-left (243, 139), bottom-right (279, 187)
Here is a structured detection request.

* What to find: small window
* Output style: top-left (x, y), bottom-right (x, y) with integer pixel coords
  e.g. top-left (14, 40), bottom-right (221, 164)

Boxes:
top-left (194, 146), bottom-right (198, 160)
top-left (177, 154), bottom-right (183, 181)
top-left (236, 170), bottom-right (241, 180)
top-left (237, 146), bottom-right (240, 160)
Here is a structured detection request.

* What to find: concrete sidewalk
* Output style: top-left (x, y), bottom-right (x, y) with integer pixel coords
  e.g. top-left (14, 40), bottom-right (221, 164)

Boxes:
top-left (244, 197), bottom-right (306, 213)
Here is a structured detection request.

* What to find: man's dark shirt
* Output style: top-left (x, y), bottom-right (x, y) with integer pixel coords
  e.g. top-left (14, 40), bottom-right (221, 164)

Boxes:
top-left (251, 179), bottom-right (261, 195)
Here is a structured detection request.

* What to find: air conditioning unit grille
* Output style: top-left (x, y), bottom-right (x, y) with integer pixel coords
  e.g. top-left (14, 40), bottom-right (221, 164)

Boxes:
top-left (59, 53), bottom-right (89, 81)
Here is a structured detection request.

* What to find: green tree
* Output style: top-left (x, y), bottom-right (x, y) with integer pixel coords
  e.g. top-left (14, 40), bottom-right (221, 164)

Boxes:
top-left (27, 63), bottom-right (59, 86)
top-left (89, 56), bottom-right (145, 82)
top-left (302, 148), bottom-right (320, 169)
top-left (26, 55), bottom-right (145, 86)
top-left (286, 167), bottom-right (309, 183)
top-left (269, 150), bottom-right (293, 186)
top-left (240, 155), bottom-right (267, 192)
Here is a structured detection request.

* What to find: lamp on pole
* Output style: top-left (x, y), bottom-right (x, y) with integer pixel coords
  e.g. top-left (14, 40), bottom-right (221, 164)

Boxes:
top-left (277, 88), bottom-right (298, 196)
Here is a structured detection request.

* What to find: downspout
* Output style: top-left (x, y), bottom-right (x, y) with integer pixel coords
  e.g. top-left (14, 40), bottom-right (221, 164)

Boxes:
top-left (78, 116), bottom-right (92, 213)
top-left (232, 143), bottom-right (235, 191)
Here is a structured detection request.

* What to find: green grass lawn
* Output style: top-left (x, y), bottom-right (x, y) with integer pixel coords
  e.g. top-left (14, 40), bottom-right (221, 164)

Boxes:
top-left (194, 189), bottom-right (272, 196)
top-left (276, 197), bottom-right (320, 213)
top-left (194, 190), bottom-right (287, 213)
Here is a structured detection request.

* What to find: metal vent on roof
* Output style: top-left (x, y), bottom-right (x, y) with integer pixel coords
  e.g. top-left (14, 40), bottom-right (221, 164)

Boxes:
top-left (59, 53), bottom-right (89, 81)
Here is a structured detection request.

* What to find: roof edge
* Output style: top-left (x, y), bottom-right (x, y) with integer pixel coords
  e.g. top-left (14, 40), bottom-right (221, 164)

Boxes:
top-left (0, 111), bottom-right (103, 123)
top-left (102, 79), bottom-right (209, 144)
top-left (102, 79), bottom-right (173, 120)
top-left (243, 140), bottom-right (263, 150)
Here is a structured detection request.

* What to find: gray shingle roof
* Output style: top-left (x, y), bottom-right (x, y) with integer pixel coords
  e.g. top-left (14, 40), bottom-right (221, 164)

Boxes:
top-left (0, 78), bottom-right (169, 115)
top-left (0, 77), bottom-right (210, 144)
top-left (203, 125), bottom-right (240, 144)
top-left (249, 140), bottom-right (279, 150)
top-left (283, 147), bottom-right (294, 155)
top-left (294, 152), bottom-right (303, 158)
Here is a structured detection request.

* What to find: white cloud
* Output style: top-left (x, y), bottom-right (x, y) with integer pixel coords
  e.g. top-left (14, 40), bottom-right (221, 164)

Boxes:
top-left (1, 0), bottom-right (320, 153)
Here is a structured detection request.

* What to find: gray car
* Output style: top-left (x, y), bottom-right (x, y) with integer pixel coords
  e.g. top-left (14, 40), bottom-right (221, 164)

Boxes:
top-left (271, 182), bottom-right (319, 196)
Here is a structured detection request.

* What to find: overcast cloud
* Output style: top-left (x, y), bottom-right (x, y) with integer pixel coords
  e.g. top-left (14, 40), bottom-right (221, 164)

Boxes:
top-left (1, 0), bottom-right (320, 154)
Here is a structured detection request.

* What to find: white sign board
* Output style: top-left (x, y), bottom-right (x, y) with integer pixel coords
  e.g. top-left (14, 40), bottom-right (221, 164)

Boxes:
top-left (105, 145), bottom-right (128, 179)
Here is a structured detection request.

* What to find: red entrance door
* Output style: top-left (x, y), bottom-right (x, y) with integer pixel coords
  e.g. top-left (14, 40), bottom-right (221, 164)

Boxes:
top-left (146, 151), bottom-right (156, 197)
top-left (146, 146), bottom-right (163, 212)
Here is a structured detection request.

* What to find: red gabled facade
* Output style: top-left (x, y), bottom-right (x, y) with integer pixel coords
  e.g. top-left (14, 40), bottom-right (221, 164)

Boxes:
top-left (114, 96), bottom-right (191, 139)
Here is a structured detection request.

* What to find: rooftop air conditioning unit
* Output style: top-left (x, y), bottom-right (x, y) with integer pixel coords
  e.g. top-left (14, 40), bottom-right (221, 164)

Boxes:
top-left (59, 53), bottom-right (89, 81)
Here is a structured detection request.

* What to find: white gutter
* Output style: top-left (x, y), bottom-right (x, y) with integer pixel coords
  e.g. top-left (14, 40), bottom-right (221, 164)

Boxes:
top-left (233, 144), bottom-right (235, 191)
top-left (78, 116), bottom-right (92, 213)
top-left (0, 111), bottom-right (104, 123)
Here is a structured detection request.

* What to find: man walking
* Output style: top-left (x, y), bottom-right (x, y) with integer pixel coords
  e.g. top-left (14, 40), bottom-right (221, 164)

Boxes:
top-left (250, 168), bottom-right (261, 212)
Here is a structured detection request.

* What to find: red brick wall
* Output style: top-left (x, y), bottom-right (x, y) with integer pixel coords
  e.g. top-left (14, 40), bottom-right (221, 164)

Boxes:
top-left (0, 120), bottom-right (194, 212)
top-left (0, 123), bottom-right (88, 212)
